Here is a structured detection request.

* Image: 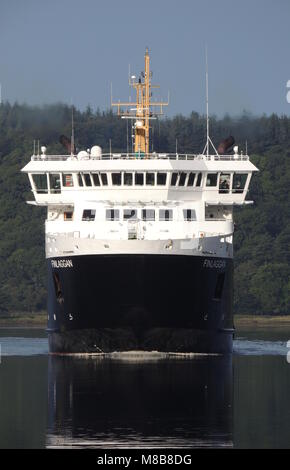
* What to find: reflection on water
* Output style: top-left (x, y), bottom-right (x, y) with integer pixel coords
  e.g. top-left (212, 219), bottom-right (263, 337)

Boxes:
top-left (46, 355), bottom-right (233, 448)
top-left (1, 327), bottom-right (290, 448)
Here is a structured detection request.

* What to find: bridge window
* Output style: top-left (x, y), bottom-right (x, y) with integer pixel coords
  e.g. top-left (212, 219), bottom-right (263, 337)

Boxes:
top-left (106, 209), bottom-right (120, 221)
top-left (146, 172), bottom-right (155, 185)
top-left (62, 174), bottom-right (74, 187)
top-left (178, 172), bottom-right (187, 186)
top-left (187, 172), bottom-right (196, 186)
top-left (124, 209), bottom-right (137, 220)
top-left (183, 209), bottom-right (196, 221)
top-left (196, 173), bottom-right (202, 187)
top-left (157, 172), bottom-right (167, 185)
top-left (135, 173), bottom-right (144, 185)
top-left (206, 173), bottom-right (218, 187)
top-left (83, 173), bottom-right (92, 186)
top-left (112, 173), bottom-right (122, 186)
top-left (64, 211), bottom-right (73, 221)
top-left (82, 209), bottom-right (95, 221)
top-left (171, 172), bottom-right (178, 186)
top-left (100, 173), bottom-right (108, 186)
top-left (159, 209), bottom-right (173, 221)
top-left (78, 174), bottom-right (84, 186)
top-left (92, 173), bottom-right (100, 186)
top-left (49, 173), bottom-right (61, 193)
top-left (233, 173), bottom-right (248, 193)
top-left (219, 173), bottom-right (230, 193)
top-left (124, 173), bottom-right (133, 186)
top-left (142, 209), bottom-right (155, 221)
top-left (32, 174), bottom-right (48, 193)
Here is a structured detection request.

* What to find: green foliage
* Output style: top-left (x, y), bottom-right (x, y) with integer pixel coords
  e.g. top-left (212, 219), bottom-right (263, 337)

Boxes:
top-left (0, 102), bottom-right (289, 315)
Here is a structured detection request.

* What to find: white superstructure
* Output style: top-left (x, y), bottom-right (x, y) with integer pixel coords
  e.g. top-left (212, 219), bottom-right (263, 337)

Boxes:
top-left (22, 148), bottom-right (257, 260)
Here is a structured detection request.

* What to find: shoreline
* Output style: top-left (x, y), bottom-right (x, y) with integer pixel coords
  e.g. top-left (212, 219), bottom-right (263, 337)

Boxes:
top-left (234, 314), bottom-right (290, 329)
top-left (0, 313), bottom-right (47, 328)
top-left (0, 313), bottom-right (290, 330)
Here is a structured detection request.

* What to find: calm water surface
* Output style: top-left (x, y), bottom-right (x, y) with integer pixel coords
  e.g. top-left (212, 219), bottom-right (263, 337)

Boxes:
top-left (0, 326), bottom-right (290, 448)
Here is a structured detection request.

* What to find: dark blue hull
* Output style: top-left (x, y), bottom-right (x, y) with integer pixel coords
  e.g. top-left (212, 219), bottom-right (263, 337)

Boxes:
top-left (47, 254), bottom-right (234, 353)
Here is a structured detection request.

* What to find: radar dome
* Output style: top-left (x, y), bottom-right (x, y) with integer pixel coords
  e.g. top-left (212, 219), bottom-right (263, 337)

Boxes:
top-left (91, 146), bottom-right (102, 158)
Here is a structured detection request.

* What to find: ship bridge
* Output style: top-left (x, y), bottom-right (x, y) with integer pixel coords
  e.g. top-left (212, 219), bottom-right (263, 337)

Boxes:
top-left (22, 147), bottom-right (257, 206)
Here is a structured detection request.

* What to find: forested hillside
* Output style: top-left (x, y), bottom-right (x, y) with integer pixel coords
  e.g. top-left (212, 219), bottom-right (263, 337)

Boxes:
top-left (0, 102), bottom-right (289, 315)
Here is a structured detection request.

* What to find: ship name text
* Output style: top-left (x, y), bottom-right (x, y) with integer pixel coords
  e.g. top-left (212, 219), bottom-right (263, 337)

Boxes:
top-left (51, 259), bottom-right (73, 268)
top-left (203, 259), bottom-right (226, 269)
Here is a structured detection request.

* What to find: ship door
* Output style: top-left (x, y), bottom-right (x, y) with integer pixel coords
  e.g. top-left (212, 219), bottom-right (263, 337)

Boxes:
top-left (124, 209), bottom-right (138, 240)
top-left (128, 220), bottom-right (138, 240)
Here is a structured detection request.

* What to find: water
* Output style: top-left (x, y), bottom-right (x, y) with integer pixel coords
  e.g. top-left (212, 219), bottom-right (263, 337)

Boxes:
top-left (0, 326), bottom-right (290, 448)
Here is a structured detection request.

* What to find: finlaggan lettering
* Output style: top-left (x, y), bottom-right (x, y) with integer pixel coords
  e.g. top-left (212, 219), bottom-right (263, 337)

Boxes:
top-left (51, 259), bottom-right (73, 268)
top-left (203, 259), bottom-right (226, 269)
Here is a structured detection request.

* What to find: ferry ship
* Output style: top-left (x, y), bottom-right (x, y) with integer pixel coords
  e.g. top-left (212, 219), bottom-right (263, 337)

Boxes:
top-left (22, 49), bottom-right (258, 354)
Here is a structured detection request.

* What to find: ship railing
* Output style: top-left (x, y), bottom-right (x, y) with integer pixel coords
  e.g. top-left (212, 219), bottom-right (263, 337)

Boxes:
top-left (31, 152), bottom-right (249, 162)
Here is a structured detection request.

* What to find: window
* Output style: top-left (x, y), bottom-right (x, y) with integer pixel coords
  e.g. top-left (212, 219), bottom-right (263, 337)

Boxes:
top-left (157, 172), bottom-right (167, 185)
top-left (159, 209), bottom-right (173, 221)
top-left (62, 174), bottom-right (74, 187)
top-left (178, 172), bottom-right (187, 186)
top-left (100, 173), bottom-right (108, 186)
top-left (187, 172), bottom-right (195, 187)
top-left (183, 209), bottom-right (196, 221)
top-left (233, 173), bottom-right (248, 193)
top-left (78, 174), bottom-right (84, 186)
top-left (124, 173), bottom-right (133, 186)
top-left (49, 173), bottom-right (61, 193)
top-left (92, 173), bottom-right (100, 186)
top-left (83, 173), bottom-right (92, 186)
top-left (171, 172), bottom-right (178, 186)
top-left (196, 173), bottom-right (202, 187)
top-left (82, 209), bottom-right (95, 221)
top-left (106, 209), bottom-right (120, 221)
top-left (135, 173), bottom-right (144, 185)
top-left (219, 173), bottom-right (231, 193)
top-left (205, 205), bottom-right (231, 221)
top-left (124, 209), bottom-right (137, 220)
top-left (206, 173), bottom-right (218, 187)
top-left (146, 172), bottom-right (155, 186)
top-left (32, 174), bottom-right (48, 193)
top-left (64, 211), bottom-right (73, 221)
top-left (112, 173), bottom-right (121, 186)
top-left (142, 209), bottom-right (155, 221)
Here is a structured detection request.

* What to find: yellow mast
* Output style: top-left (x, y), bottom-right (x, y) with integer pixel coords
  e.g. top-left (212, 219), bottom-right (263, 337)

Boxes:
top-left (111, 48), bottom-right (168, 156)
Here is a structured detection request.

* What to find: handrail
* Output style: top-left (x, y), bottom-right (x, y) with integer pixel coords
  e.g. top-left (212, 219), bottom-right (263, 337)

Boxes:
top-left (30, 152), bottom-right (249, 162)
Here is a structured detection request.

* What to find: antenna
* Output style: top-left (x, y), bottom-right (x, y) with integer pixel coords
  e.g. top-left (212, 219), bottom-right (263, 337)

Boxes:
top-left (126, 118), bottom-right (129, 155)
top-left (206, 47), bottom-right (209, 157)
top-left (71, 105), bottom-right (75, 156)
top-left (202, 47), bottom-right (218, 157)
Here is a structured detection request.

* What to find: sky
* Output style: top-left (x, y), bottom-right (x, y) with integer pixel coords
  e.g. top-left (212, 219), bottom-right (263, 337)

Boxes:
top-left (0, 0), bottom-right (290, 117)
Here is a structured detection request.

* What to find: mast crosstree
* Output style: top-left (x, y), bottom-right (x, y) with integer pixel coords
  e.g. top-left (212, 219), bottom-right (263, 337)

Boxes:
top-left (111, 48), bottom-right (168, 155)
